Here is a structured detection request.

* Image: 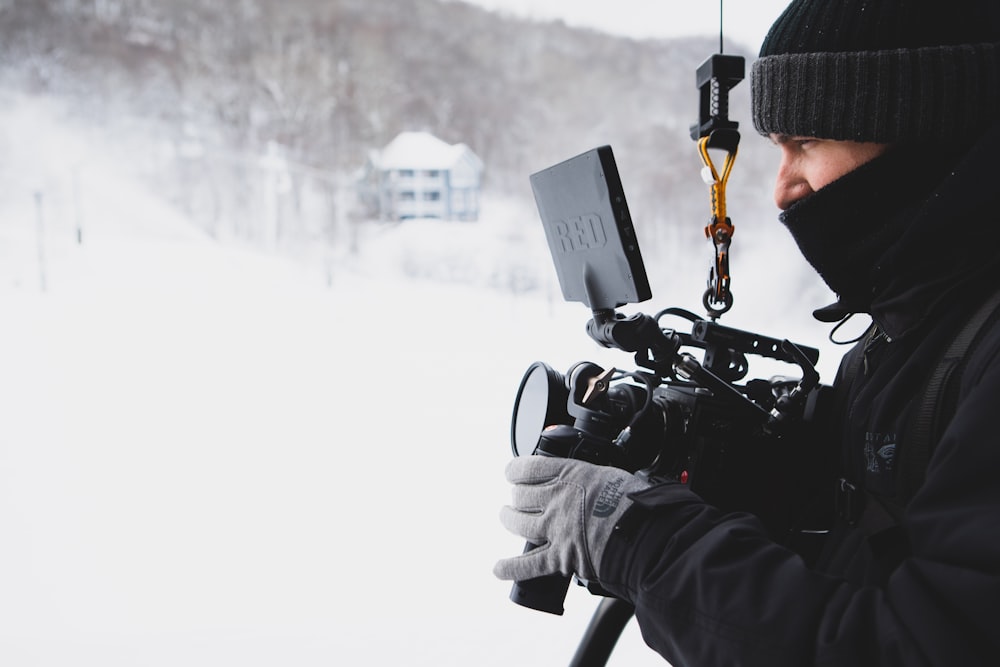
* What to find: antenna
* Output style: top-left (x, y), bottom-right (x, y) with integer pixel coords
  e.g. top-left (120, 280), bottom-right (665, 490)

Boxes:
top-left (719, 0), bottom-right (725, 53)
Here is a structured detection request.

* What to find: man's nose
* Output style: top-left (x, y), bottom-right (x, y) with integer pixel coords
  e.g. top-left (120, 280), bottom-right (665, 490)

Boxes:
top-left (773, 158), bottom-right (811, 210)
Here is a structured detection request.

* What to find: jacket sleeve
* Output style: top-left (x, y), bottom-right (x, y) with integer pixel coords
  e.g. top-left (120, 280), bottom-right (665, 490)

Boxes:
top-left (597, 353), bottom-right (1000, 667)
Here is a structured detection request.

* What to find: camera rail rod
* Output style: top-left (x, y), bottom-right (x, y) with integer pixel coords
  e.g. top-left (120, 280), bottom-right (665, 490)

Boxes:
top-left (567, 598), bottom-right (635, 667)
top-left (587, 308), bottom-right (821, 428)
top-left (586, 309), bottom-right (770, 422)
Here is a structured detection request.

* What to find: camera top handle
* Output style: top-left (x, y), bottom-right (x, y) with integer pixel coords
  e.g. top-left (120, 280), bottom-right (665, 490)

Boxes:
top-left (585, 307), bottom-right (821, 429)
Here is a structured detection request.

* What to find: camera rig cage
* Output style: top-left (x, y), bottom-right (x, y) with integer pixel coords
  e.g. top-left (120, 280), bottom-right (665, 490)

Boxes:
top-left (508, 143), bottom-right (832, 664)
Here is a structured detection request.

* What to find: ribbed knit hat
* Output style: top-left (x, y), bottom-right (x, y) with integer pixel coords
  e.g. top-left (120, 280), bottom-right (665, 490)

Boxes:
top-left (751, 0), bottom-right (1000, 143)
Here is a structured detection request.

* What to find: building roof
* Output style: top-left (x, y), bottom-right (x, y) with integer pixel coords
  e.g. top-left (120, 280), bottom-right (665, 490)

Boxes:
top-left (375, 131), bottom-right (479, 170)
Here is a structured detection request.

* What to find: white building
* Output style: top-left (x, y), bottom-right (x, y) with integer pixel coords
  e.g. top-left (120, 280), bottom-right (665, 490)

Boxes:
top-left (358, 131), bottom-right (483, 221)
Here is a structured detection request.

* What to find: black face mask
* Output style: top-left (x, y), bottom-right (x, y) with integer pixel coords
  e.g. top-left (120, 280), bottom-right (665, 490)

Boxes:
top-left (779, 143), bottom-right (962, 315)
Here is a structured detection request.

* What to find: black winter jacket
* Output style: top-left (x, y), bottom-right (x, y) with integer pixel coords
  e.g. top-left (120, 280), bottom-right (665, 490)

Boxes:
top-left (599, 125), bottom-right (1000, 666)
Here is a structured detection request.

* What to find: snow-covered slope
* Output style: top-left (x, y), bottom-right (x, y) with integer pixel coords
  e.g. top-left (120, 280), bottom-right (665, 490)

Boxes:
top-left (0, 94), bottom-right (851, 666)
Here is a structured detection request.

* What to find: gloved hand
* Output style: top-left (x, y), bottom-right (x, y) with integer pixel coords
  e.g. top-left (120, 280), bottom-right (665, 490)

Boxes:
top-left (493, 456), bottom-right (650, 583)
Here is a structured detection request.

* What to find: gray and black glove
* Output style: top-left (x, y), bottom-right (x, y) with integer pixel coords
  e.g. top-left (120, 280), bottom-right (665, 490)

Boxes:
top-left (493, 456), bottom-right (650, 583)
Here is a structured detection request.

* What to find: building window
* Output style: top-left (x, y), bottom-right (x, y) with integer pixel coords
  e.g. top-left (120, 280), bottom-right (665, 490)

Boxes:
top-left (423, 191), bottom-right (441, 201)
top-left (399, 191), bottom-right (415, 200)
top-left (399, 169), bottom-right (415, 178)
top-left (424, 170), bottom-right (440, 178)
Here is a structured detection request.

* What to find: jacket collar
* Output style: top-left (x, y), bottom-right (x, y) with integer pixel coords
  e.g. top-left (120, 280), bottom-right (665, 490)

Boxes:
top-left (809, 122), bottom-right (1000, 340)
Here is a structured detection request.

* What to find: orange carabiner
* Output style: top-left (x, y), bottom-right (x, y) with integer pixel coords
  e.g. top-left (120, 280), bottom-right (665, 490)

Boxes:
top-left (698, 132), bottom-right (739, 318)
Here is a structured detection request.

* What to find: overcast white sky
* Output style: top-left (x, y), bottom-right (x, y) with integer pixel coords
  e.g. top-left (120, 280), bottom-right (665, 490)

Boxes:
top-left (457, 0), bottom-right (792, 51)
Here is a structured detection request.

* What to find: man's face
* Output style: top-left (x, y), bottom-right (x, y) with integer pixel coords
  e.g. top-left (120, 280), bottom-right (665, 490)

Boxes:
top-left (769, 135), bottom-right (890, 210)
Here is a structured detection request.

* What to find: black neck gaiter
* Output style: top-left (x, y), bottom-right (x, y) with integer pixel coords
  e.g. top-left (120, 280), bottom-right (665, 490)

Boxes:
top-left (779, 144), bottom-right (961, 315)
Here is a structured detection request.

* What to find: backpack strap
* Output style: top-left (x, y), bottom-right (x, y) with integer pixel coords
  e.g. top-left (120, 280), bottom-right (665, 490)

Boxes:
top-left (901, 286), bottom-right (1000, 500)
top-left (854, 287), bottom-right (1000, 577)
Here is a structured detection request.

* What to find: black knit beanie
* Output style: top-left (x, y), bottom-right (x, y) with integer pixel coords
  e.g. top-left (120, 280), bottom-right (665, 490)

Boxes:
top-left (752, 0), bottom-right (1000, 143)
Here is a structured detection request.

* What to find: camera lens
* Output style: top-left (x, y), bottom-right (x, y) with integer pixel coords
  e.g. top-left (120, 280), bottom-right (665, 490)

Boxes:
top-left (511, 362), bottom-right (569, 457)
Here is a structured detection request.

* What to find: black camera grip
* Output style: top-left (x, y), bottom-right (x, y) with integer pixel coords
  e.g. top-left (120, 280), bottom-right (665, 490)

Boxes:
top-left (508, 540), bottom-right (572, 615)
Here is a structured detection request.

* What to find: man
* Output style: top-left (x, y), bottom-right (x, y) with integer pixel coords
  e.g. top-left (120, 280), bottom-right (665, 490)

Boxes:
top-left (495, 0), bottom-right (1000, 664)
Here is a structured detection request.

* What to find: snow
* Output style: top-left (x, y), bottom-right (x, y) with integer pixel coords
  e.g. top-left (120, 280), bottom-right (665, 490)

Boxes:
top-left (0, 95), bottom-right (851, 666)
top-left (374, 131), bottom-right (478, 170)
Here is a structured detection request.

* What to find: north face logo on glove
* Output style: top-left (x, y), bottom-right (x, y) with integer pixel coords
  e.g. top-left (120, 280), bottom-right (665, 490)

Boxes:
top-left (592, 476), bottom-right (627, 518)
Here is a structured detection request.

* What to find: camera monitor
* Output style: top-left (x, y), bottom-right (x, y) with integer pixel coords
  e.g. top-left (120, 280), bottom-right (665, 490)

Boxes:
top-left (529, 146), bottom-right (652, 311)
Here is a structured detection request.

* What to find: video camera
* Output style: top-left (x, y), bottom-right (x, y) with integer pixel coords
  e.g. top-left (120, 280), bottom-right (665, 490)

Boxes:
top-left (507, 145), bottom-right (832, 617)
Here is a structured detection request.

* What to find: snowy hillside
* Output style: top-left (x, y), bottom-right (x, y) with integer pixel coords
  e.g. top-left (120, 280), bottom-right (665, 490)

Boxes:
top-left (0, 96), bottom-right (853, 666)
